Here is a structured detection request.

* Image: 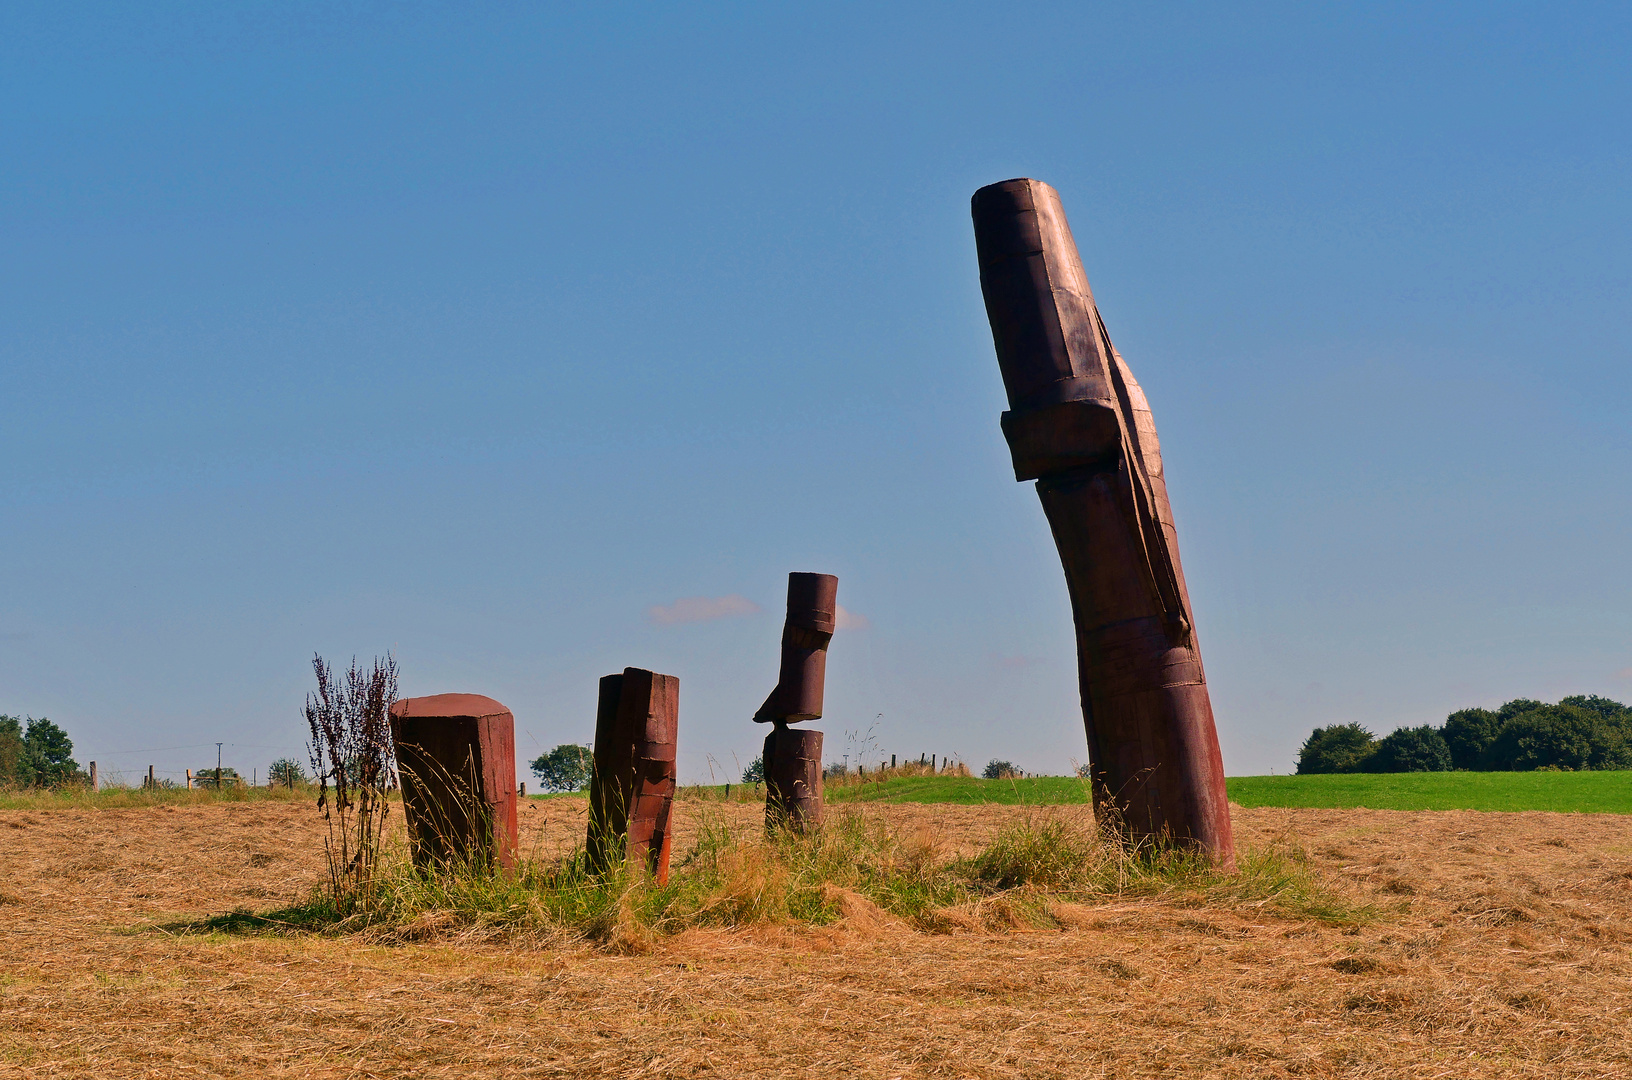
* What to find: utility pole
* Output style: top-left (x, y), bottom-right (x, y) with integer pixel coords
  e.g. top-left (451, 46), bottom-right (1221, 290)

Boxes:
top-left (216, 743), bottom-right (223, 790)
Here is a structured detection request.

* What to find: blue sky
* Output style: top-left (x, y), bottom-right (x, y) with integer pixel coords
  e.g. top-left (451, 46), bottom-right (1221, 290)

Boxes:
top-left (2, 2), bottom-right (1628, 784)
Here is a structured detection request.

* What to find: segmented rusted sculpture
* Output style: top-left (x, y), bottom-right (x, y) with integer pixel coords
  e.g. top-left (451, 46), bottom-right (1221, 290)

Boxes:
top-left (588, 667), bottom-right (679, 881)
top-left (971, 178), bottom-right (1235, 866)
top-left (755, 573), bottom-right (837, 831)
top-left (389, 693), bottom-right (520, 870)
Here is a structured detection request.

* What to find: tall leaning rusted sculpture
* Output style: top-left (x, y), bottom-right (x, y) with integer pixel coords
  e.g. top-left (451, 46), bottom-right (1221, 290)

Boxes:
top-left (971, 178), bottom-right (1235, 866)
top-left (754, 572), bottom-right (838, 832)
top-left (588, 667), bottom-right (679, 881)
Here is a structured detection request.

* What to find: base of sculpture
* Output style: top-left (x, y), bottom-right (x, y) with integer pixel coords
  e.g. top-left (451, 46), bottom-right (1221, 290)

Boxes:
top-left (389, 693), bottom-right (519, 870)
top-left (588, 668), bottom-right (679, 882)
top-left (763, 724), bottom-right (822, 833)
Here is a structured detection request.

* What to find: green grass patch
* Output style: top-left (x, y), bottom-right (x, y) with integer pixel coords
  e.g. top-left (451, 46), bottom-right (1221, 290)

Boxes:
top-left (0, 784), bottom-right (318, 811)
top-left (169, 806), bottom-right (1367, 945)
top-left (807, 770), bottom-right (1632, 814)
top-left (1227, 770), bottom-right (1632, 813)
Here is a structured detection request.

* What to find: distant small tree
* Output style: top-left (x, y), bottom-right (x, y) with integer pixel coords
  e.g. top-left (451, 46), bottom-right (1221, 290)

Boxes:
top-left (1296, 723), bottom-right (1375, 774)
top-left (741, 754), bottom-right (764, 783)
top-left (983, 759), bottom-right (1019, 780)
top-left (1369, 726), bottom-right (1452, 772)
top-left (193, 766), bottom-right (241, 788)
top-left (1442, 708), bottom-right (1501, 771)
top-left (16, 717), bottom-right (82, 788)
top-left (268, 758), bottom-right (306, 787)
top-left (1075, 763), bottom-right (1093, 779)
top-left (1485, 705), bottom-right (1630, 771)
top-left (529, 743), bottom-right (592, 792)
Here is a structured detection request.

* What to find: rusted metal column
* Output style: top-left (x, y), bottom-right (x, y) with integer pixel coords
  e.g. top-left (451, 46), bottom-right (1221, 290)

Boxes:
top-left (755, 572), bottom-right (837, 831)
top-left (754, 573), bottom-right (838, 724)
top-left (970, 178), bottom-right (1235, 866)
top-left (763, 725), bottom-right (823, 831)
top-left (388, 693), bottom-right (520, 870)
top-left (588, 667), bottom-right (679, 881)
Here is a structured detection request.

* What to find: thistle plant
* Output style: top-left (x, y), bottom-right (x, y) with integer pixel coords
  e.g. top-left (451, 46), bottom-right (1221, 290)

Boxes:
top-left (305, 653), bottom-right (398, 911)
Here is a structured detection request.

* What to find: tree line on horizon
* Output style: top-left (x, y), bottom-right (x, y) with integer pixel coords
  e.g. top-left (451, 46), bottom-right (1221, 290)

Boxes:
top-left (1296, 695), bottom-right (1632, 774)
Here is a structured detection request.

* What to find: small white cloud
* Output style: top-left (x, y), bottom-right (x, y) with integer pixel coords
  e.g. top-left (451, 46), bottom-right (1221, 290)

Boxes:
top-left (647, 594), bottom-right (761, 627)
top-left (835, 604), bottom-right (870, 631)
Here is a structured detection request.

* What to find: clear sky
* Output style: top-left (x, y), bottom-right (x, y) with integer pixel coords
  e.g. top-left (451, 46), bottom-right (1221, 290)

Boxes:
top-left (3, 3), bottom-right (1628, 785)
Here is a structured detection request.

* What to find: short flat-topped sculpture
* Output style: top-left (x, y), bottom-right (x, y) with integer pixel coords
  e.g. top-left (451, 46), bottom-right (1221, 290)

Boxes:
top-left (588, 667), bottom-right (679, 881)
top-left (389, 693), bottom-right (520, 870)
top-left (755, 572), bottom-right (837, 831)
top-left (970, 178), bottom-right (1235, 865)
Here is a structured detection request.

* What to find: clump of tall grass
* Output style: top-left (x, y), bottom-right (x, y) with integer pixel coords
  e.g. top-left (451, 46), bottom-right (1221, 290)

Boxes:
top-left (195, 805), bottom-right (1367, 945)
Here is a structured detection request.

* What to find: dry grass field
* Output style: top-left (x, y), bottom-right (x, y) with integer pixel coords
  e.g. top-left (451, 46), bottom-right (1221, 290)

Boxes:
top-left (2, 795), bottom-right (1630, 1078)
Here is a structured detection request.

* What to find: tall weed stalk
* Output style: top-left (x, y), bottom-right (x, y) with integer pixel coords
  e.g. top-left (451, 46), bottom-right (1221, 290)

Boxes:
top-left (305, 653), bottom-right (398, 912)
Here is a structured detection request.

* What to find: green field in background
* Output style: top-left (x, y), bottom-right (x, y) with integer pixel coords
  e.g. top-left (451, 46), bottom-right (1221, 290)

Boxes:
top-left (1226, 771), bottom-right (1632, 813)
top-left (808, 771), bottom-right (1632, 813)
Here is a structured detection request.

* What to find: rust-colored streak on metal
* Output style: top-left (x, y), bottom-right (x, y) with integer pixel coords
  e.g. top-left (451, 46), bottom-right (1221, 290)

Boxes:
top-left (388, 693), bottom-right (520, 870)
top-left (588, 668), bottom-right (679, 881)
top-left (763, 725), bottom-right (823, 832)
top-left (971, 178), bottom-right (1235, 866)
top-left (753, 572), bottom-right (838, 724)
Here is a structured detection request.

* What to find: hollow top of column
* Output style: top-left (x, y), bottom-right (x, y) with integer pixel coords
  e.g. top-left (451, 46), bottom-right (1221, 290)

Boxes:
top-left (970, 177), bottom-right (1112, 414)
top-left (390, 693), bottom-right (512, 721)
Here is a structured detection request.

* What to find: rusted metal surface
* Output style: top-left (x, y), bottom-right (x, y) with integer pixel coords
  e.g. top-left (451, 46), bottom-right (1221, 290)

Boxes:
top-left (755, 573), bottom-right (837, 832)
top-left (754, 572), bottom-right (838, 724)
top-left (388, 693), bottom-right (520, 870)
top-left (763, 724), bottom-right (823, 832)
top-left (588, 667), bottom-right (679, 882)
top-left (970, 178), bottom-right (1235, 866)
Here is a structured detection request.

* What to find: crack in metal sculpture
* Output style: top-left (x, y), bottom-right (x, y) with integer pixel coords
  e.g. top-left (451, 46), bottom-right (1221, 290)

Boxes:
top-left (971, 178), bottom-right (1235, 865)
top-left (588, 667), bottom-right (679, 881)
top-left (389, 693), bottom-right (520, 870)
top-left (754, 572), bottom-right (837, 831)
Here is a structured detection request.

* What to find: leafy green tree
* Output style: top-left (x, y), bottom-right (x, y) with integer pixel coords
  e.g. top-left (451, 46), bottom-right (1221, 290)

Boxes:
top-left (529, 743), bottom-right (592, 792)
top-left (983, 759), bottom-right (1019, 779)
top-left (1559, 695), bottom-right (1627, 721)
top-left (1369, 725), bottom-right (1452, 772)
top-left (1442, 708), bottom-right (1501, 770)
top-left (1485, 705), bottom-right (1630, 771)
top-left (194, 766), bottom-right (240, 788)
top-left (1496, 698), bottom-right (1546, 723)
top-left (1296, 723), bottom-right (1376, 774)
top-left (18, 717), bottom-right (81, 788)
top-left (0, 716), bottom-right (22, 787)
top-left (268, 758), bottom-right (306, 786)
top-left (741, 754), bottom-right (764, 783)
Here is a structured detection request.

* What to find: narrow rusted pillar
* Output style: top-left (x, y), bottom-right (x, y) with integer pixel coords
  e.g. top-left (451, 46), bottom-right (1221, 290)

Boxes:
top-left (755, 572), bottom-right (837, 832)
top-left (971, 178), bottom-right (1235, 866)
top-left (388, 693), bottom-right (520, 870)
top-left (588, 668), bottom-right (679, 881)
top-left (763, 725), bottom-right (823, 831)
